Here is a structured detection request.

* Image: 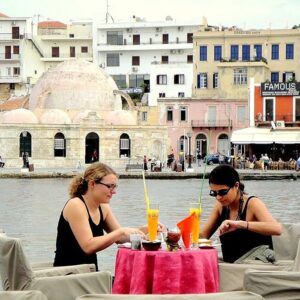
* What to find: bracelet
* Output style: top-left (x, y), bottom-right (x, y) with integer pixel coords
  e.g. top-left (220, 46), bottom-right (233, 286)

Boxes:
top-left (246, 221), bottom-right (249, 230)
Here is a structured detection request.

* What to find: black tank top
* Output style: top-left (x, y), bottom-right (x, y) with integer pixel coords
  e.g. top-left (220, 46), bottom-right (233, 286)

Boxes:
top-left (53, 195), bottom-right (105, 270)
top-left (216, 196), bottom-right (273, 263)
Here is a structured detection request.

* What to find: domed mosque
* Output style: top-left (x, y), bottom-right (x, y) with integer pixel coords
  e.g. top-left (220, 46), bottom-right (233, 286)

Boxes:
top-left (0, 59), bottom-right (168, 168)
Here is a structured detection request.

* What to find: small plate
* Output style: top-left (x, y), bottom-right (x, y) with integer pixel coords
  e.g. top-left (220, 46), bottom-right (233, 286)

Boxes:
top-left (198, 238), bottom-right (212, 244)
top-left (199, 244), bottom-right (214, 249)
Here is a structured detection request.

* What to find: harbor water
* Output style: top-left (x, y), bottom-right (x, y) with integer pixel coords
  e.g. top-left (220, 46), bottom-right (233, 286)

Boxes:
top-left (0, 178), bottom-right (299, 273)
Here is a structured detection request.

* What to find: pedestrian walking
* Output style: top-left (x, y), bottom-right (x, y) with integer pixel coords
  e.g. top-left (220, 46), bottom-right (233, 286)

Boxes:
top-left (197, 151), bottom-right (202, 166)
top-left (143, 155), bottom-right (148, 171)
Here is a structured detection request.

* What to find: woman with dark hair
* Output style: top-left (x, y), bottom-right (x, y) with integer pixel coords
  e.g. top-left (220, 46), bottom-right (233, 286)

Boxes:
top-left (53, 162), bottom-right (147, 270)
top-left (201, 164), bottom-right (282, 263)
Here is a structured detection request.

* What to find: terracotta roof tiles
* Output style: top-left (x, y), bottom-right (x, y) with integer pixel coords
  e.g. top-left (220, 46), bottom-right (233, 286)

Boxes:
top-left (0, 96), bottom-right (29, 111)
top-left (0, 12), bottom-right (8, 17)
top-left (38, 21), bottom-right (67, 29)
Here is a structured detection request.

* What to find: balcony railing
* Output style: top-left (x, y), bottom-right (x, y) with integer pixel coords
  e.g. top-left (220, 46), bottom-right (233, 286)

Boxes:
top-left (217, 56), bottom-right (268, 64)
top-left (0, 33), bottom-right (25, 40)
top-left (42, 53), bottom-right (92, 59)
top-left (0, 75), bottom-right (21, 83)
top-left (255, 113), bottom-right (300, 126)
top-left (98, 41), bottom-right (192, 46)
top-left (191, 119), bottom-right (232, 128)
top-left (0, 54), bottom-right (20, 60)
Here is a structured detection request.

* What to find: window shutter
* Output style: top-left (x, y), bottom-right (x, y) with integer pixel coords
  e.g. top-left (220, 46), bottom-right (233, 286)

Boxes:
top-left (197, 74), bottom-right (200, 88)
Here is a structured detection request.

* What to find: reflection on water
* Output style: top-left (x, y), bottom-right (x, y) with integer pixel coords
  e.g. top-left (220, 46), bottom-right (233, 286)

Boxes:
top-left (0, 178), bottom-right (299, 273)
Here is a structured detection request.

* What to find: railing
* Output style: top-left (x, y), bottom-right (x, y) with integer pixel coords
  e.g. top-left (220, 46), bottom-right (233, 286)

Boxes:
top-left (0, 75), bottom-right (20, 79)
top-left (217, 56), bottom-right (268, 64)
top-left (0, 54), bottom-right (20, 60)
top-left (151, 60), bottom-right (192, 65)
top-left (191, 119), bottom-right (232, 128)
top-left (0, 33), bottom-right (25, 40)
top-left (42, 53), bottom-right (92, 59)
top-left (40, 33), bottom-right (93, 39)
top-left (255, 113), bottom-right (296, 123)
top-left (98, 41), bottom-right (192, 46)
top-left (0, 75), bottom-right (21, 83)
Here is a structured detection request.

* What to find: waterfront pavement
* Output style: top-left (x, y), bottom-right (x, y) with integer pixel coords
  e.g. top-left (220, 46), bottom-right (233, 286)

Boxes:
top-left (0, 163), bottom-right (299, 180)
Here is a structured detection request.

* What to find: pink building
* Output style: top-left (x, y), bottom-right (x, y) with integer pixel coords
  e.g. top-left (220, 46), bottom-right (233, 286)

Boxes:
top-left (158, 98), bottom-right (248, 160)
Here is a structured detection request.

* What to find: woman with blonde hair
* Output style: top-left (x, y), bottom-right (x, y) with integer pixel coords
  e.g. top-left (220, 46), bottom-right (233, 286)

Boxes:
top-left (54, 162), bottom-right (146, 270)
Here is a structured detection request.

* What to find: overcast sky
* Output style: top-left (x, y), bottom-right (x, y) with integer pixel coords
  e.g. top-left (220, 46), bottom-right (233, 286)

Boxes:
top-left (1, 0), bottom-right (299, 29)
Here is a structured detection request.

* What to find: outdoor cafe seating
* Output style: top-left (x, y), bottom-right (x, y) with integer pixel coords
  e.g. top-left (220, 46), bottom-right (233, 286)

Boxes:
top-left (0, 235), bottom-right (112, 300)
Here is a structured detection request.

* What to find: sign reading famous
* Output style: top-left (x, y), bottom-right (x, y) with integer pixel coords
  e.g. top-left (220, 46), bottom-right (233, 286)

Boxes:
top-left (261, 82), bottom-right (300, 96)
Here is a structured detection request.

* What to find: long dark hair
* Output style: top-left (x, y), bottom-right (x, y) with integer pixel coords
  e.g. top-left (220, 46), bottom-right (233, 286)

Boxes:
top-left (209, 164), bottom-right (245, 192)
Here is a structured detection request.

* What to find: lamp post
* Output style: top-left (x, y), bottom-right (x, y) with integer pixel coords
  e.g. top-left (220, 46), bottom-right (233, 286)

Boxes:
top-left (187, 131), bottom-right (193, 172)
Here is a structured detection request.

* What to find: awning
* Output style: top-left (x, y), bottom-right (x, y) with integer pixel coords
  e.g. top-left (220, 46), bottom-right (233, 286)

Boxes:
top-left (231, 127), bottom-right (300, 144)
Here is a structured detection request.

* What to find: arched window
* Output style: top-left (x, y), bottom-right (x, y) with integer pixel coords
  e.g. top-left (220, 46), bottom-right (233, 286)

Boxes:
top-left (119, 133), bottom-right (130, 157)
top-left (19, 131), bottom-right (31, 157)
top-left (195, 133), bottom-right (207, 157)
top-left (85, 132), bottom-right (99, 164)
top-left (54, 132), bottom-right (66, 157)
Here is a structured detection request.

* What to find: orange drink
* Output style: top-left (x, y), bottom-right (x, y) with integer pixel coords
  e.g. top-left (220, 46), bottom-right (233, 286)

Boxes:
top-left (147, 205), bottom-right (159, 241)
top-left (189, 204), bottom-right (201, 245)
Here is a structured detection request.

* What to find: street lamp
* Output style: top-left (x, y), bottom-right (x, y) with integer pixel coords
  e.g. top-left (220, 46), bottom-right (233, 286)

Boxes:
top-left (187, 131), bottom-right (193, 170)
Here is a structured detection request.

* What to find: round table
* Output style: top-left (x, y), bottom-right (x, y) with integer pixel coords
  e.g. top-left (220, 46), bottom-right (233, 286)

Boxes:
top-left (112, 247), bottom-right (219, 294)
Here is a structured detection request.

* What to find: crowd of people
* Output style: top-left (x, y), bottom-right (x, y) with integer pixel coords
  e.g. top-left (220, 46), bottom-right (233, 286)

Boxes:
top-left (233, 152), bottom-right (300, 171)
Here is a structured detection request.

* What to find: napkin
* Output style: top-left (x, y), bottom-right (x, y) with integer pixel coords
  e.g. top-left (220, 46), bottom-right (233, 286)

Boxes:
top-left (177, 212), bottom-right (195, 248)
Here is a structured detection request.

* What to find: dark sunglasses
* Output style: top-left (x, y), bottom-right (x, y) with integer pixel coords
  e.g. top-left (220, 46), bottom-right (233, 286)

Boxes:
top-left (209, 187), bottom-right (231, 197)
top-left (95, 180), bottom-right (118, 191)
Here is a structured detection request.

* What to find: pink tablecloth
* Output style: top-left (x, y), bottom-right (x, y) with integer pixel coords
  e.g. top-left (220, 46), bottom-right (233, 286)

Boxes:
top-left (112, 248), bottom-right (219, 294)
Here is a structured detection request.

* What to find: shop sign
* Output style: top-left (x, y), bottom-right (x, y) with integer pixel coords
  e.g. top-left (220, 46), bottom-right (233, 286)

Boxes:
top-left (261, 82), bottom-right (300, 96)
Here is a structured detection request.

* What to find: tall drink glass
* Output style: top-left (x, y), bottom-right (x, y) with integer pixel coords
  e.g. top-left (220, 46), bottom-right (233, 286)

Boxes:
top-left (147, 203), bottom-right (159, 241)
top-left (189, 203), bottom-right (201, 246)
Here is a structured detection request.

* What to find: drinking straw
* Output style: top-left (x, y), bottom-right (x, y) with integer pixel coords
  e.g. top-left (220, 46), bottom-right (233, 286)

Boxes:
top-left (142, 170), bottom-right (150, 210)
top-left (198, 131), bottom-right (211, 210)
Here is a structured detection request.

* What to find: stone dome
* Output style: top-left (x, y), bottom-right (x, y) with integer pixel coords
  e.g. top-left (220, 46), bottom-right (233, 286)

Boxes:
top-left (29, 59), bottom-right (122, 112)
top-left (104, 110), bottom-right (137, 125)
top-left (40, 109), bottom-right (71, 124)
top-left (1, 108), bottom-right (38, 124)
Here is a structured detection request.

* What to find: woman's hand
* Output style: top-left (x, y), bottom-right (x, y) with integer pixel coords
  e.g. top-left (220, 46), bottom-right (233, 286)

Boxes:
top-left (117, 227), bottom-right (145, 244)
top-left (219, 220), bottom-right (246, 235)
top-left (158, 222), bottom-right (166, 233)
top-left (138, 222), bottom-right (166, 234)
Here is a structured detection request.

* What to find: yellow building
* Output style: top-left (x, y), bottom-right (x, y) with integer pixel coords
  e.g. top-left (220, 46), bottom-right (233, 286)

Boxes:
top-left (193, 25), bottom-right (300, 100)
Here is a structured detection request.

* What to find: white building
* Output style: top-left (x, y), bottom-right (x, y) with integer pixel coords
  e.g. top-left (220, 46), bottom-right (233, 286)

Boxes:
top-left (93, 16), bottom-right (199, 106)
top-left (0, 13), bottom-right (94, 100)
top-left (0, 13), bottom-right (31, 100)
top-left (25, 19), bottom-right (93, 86)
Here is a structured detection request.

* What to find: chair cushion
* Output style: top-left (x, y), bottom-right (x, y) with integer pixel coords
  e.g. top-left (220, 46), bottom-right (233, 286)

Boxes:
top-left (219, 223), bottom-right (300, 292)
top-left (244, 269), bottom-right (300, 300)
top-left (0, 236), bottom-right (33, 290)
top-left (0, 290), bottom-right (48, 300)
top-left (272, 223), bottom-right (300, 260)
